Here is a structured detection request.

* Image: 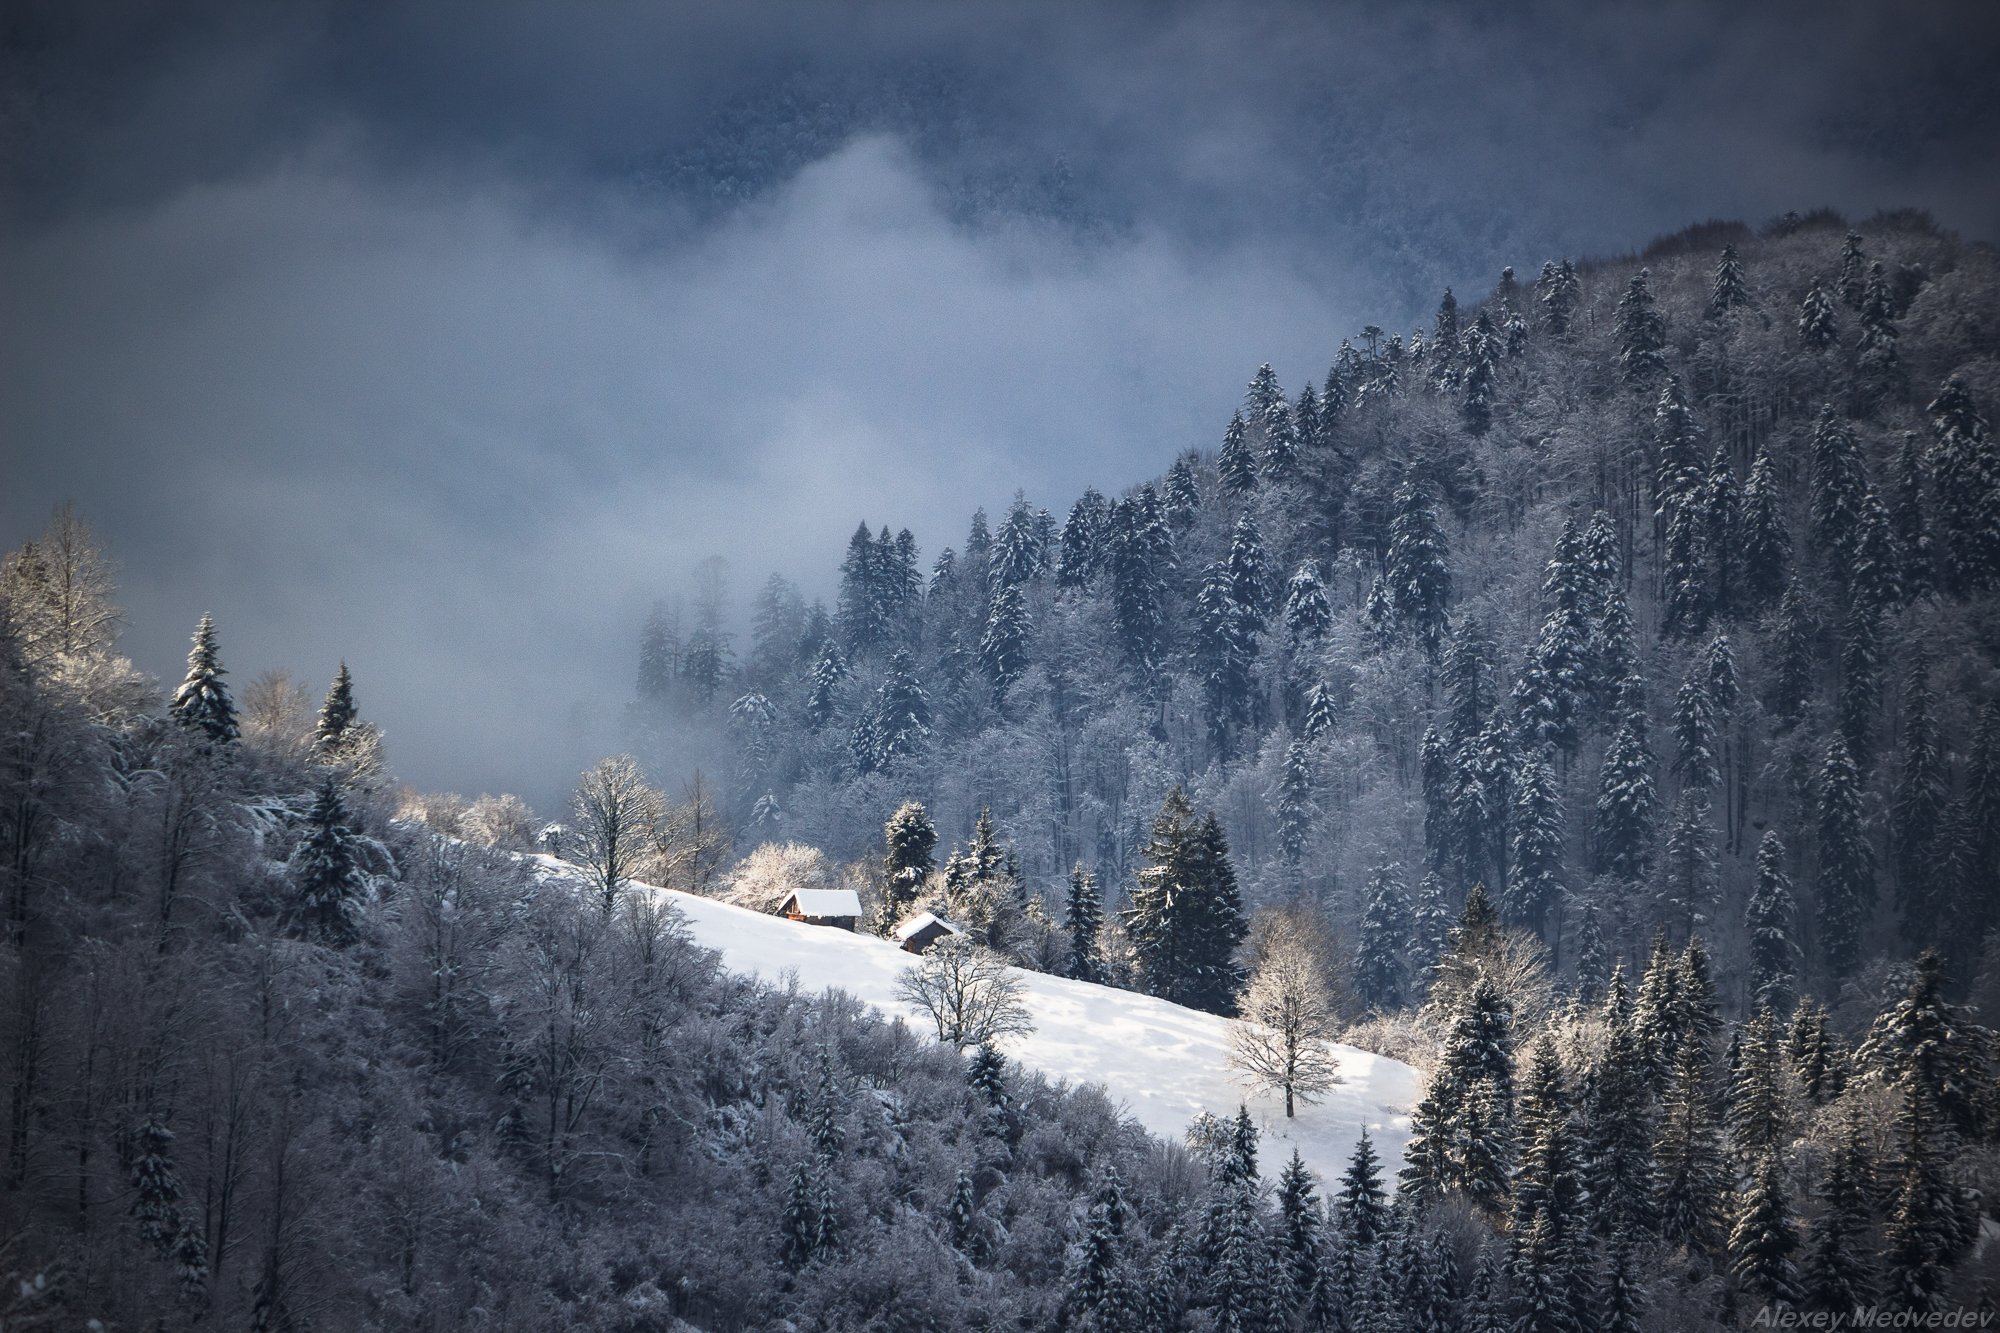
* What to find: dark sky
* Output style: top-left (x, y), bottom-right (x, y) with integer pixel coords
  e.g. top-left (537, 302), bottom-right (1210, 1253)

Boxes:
top-left (5, 0), bottom-right (1998, 813)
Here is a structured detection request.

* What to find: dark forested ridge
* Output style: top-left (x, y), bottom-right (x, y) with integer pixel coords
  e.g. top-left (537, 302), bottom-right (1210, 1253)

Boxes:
top-left (5, 206), bottom-right (2000, 1330)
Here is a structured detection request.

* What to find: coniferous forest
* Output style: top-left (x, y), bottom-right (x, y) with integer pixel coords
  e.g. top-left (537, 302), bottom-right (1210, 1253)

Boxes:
top-left (8, 205), bottom-right (2000, 1330)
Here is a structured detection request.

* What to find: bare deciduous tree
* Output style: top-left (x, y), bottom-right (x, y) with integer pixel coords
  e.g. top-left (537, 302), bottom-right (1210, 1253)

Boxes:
top-left (569, 755), bottom-right (666, 913)
top-left (660, 771), bottom-right (731, 894)
top-left (240, 669), bottom-right (314, 762)
top-left (894, 936), bottom-right (1033, 1048)
top-left (1228, 932), bottom-right (1343, 1118)
top-left (0, 503), bottom-right (121, 666)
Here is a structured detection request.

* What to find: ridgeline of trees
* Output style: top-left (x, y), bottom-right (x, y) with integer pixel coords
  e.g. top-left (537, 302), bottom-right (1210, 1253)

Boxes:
top-left (622, 207), bottom-right (2000, 1321)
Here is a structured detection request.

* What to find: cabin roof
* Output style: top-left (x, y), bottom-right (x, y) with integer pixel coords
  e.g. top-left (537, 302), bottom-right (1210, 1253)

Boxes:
top-left (783, 888), bottom-right (863, 918)
top-left (893, 911), bottom-right (962, 942)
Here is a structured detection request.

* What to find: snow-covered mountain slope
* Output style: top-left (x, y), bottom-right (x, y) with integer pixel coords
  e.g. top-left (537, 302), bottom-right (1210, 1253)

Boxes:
top-left (541, 858), bottom-right (1420, 1183)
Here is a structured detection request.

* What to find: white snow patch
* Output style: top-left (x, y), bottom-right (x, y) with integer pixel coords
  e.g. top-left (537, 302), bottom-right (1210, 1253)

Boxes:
top-left (534, 857), bottom-right (1417, 1183)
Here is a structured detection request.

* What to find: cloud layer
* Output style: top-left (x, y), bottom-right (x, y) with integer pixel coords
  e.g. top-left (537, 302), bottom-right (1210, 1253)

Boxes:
top-left (4, 0), bottom-right (1997, 809)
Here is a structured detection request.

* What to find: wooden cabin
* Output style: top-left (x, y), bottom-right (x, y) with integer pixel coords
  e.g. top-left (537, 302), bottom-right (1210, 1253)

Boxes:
top-left (779, 888), bottom-right (863, 931)
top-left (893, 911), bottom-right (963, 954)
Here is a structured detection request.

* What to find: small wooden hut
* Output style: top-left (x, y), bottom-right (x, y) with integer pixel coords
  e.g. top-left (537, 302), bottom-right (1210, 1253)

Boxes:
top-left (779, 888), bottom-right (863, 931)
top-left (893, 911), bottom-right (963, 954)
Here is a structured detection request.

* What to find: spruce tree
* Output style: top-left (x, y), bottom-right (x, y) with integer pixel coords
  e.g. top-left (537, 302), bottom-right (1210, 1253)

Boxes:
top-left (1219, 410), bottom-right (1258, 494)
top-left (779, 1161), bottom-right (818, 1266)
top-left (1431, 287), bottom-right (1462, 374)
top-left (1461, 310), bottom-right (1500, 436)
top-left (1598, 1234), bottom-right (1647, 1333)
top-left (979, 579), bottom-right (1031, 703)
top-left (1294, 384), bottom-right (1324, 456)
top-left (1511, 1036), bottom-right (1584, 1243)
top-left (1814, 733), bottom-right (1875, 978)
top-left (1660, 489), bottom-right (1712, 639)
top-left (804, 640), bottom-right (846, 730)
top-left (1799, 278), bottom-right (1840, 350)
top-left (1337, 1128), bottom-right (1389, 1248)
top-left (1065, 1197), bottom-right (1126, 1327)
top-left (1861, 949), bottom-right (1990, 1146)
top-left (1889, 433), bottom-right (1936, 602)
top-left (1726, 1007), bottom-right (1790, 1167)
top-left (129, 1114), bottom-right (186, 1258)
top-left (1655, 374), bottom-right (1705, 515)
top-left (1412, 871), bottom-right (1453, 983)
top-left (837, 520), bottom-right (887, 649)
top-left (1595, 581), bottom-right (1640, 716)
top-left (1729, 1152), bottom-right (1803, 1309)
top-left (1856, 261), bottom-right (1901, 393)
top-left (1703, 446), bottom-right (1741, 618)
top-left (872, 648), bottom-right (932, 769)
top-left (1849, 487), bottom-right (1901, 613)
top-left (1838, 231), bottom-right (1867, 307)
top-left (314, 661), bottom-right (357, 757)
top-left (1586, 967), bottom-right (1658, 1238)
top-left (1197, 564), bottom-right (1255, 744)
top-left (1057, 486), bottom-right (1111, 587)
top-left (171, 614), bottom-right (239, 744)
top-left (1670, 662), bottom-right (1720, 795)
top-left (1767, 582), bottom-right (1817, 728)
top-left (1881, 1127), bottom-right (1958, 1317)
top-left (1125, 788), bottom-right (1247, 1013)
top-left (1802, 1121), bottom-right (1877, 1315)
top-left (1275, 1150), bottom-right (1324, 1317)
top-left (1386, 481), bottom-right (1452, 660)
top-left (1261, 399), bottom-right (1300, 483)
top-left (1746, 831), bottom-right (1799, 1013)
top-left (946, 1168), bottom-right (981, 1258)
top-left (881, 801), bottom-right (937, 929)
top-left (1593, 699), bottom-right (1657, 883)
top-left (1510, 1212), bottom-right (1584, 1333)
top-left (1505, 750), bottom-right (1565, 941)
top-left (1064, 862), bottom-right (1104, 983)
top-left (1515, 521), bottom-right (1591, 757)
top-left (1303, 680), bottom-right (1339, 741)
top-left (1354, 864), bottom-right (1411, 1011)
top-left (1654, 1038), bottom-right (1727, 1257)
top-left (1925, 375), bottom-right (2000, 596)
top-left (1275, 740), bottom-right (1316, 866)
top-left (1739, 445), bottom-right (1790, 607)
top-left (1616, 268), bottom-right (1668, 386)
top-left (1540, 258), bottom-right (1581, 337)
top-left (1709, 244), bottom-right (1749, 316)
top-left (1283, 562), bottom-right (1334, 644)
top-left (1809, 404), bottom-right (1868, 578)
top-left (1246, 362), bottom-right (1284, 418)
top-left (1657, 791), bottom-right (1717, 943)
top-left (1676, 936), bottom-right (1724, 1063)
top-left (1569, 898), bottom-right (1608, 1004)
top-left (992, 494), bottom-right (1045, 590)
top-left (1106, 487), bottom-right (1173, 681)
top-left (1226, 514), bottom-right (1270, 627)
top-left (294, 778), bottom-right (365, 947)
top-left (1361, 573), bottom-right (1397, 649)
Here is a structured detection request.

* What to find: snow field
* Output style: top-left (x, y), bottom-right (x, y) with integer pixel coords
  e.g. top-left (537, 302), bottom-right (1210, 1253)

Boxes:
top-left (567, 861), bottom-right (1419, 1184)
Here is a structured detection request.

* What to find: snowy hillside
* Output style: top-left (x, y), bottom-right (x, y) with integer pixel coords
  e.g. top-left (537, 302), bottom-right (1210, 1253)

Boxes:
top-left (536, 858), bottom-right (1419, 1182)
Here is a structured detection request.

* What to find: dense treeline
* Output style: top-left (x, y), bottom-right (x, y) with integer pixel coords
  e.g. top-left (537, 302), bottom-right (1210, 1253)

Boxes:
top-left (633, 208), bottom-right (2000, 1019)
top-left (617, 207), bottom-right (2000, 1323)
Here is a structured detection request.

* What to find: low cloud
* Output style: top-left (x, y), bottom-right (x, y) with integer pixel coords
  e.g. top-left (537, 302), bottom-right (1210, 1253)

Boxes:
top-left (2, 135), bottom-right (1353, 808)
